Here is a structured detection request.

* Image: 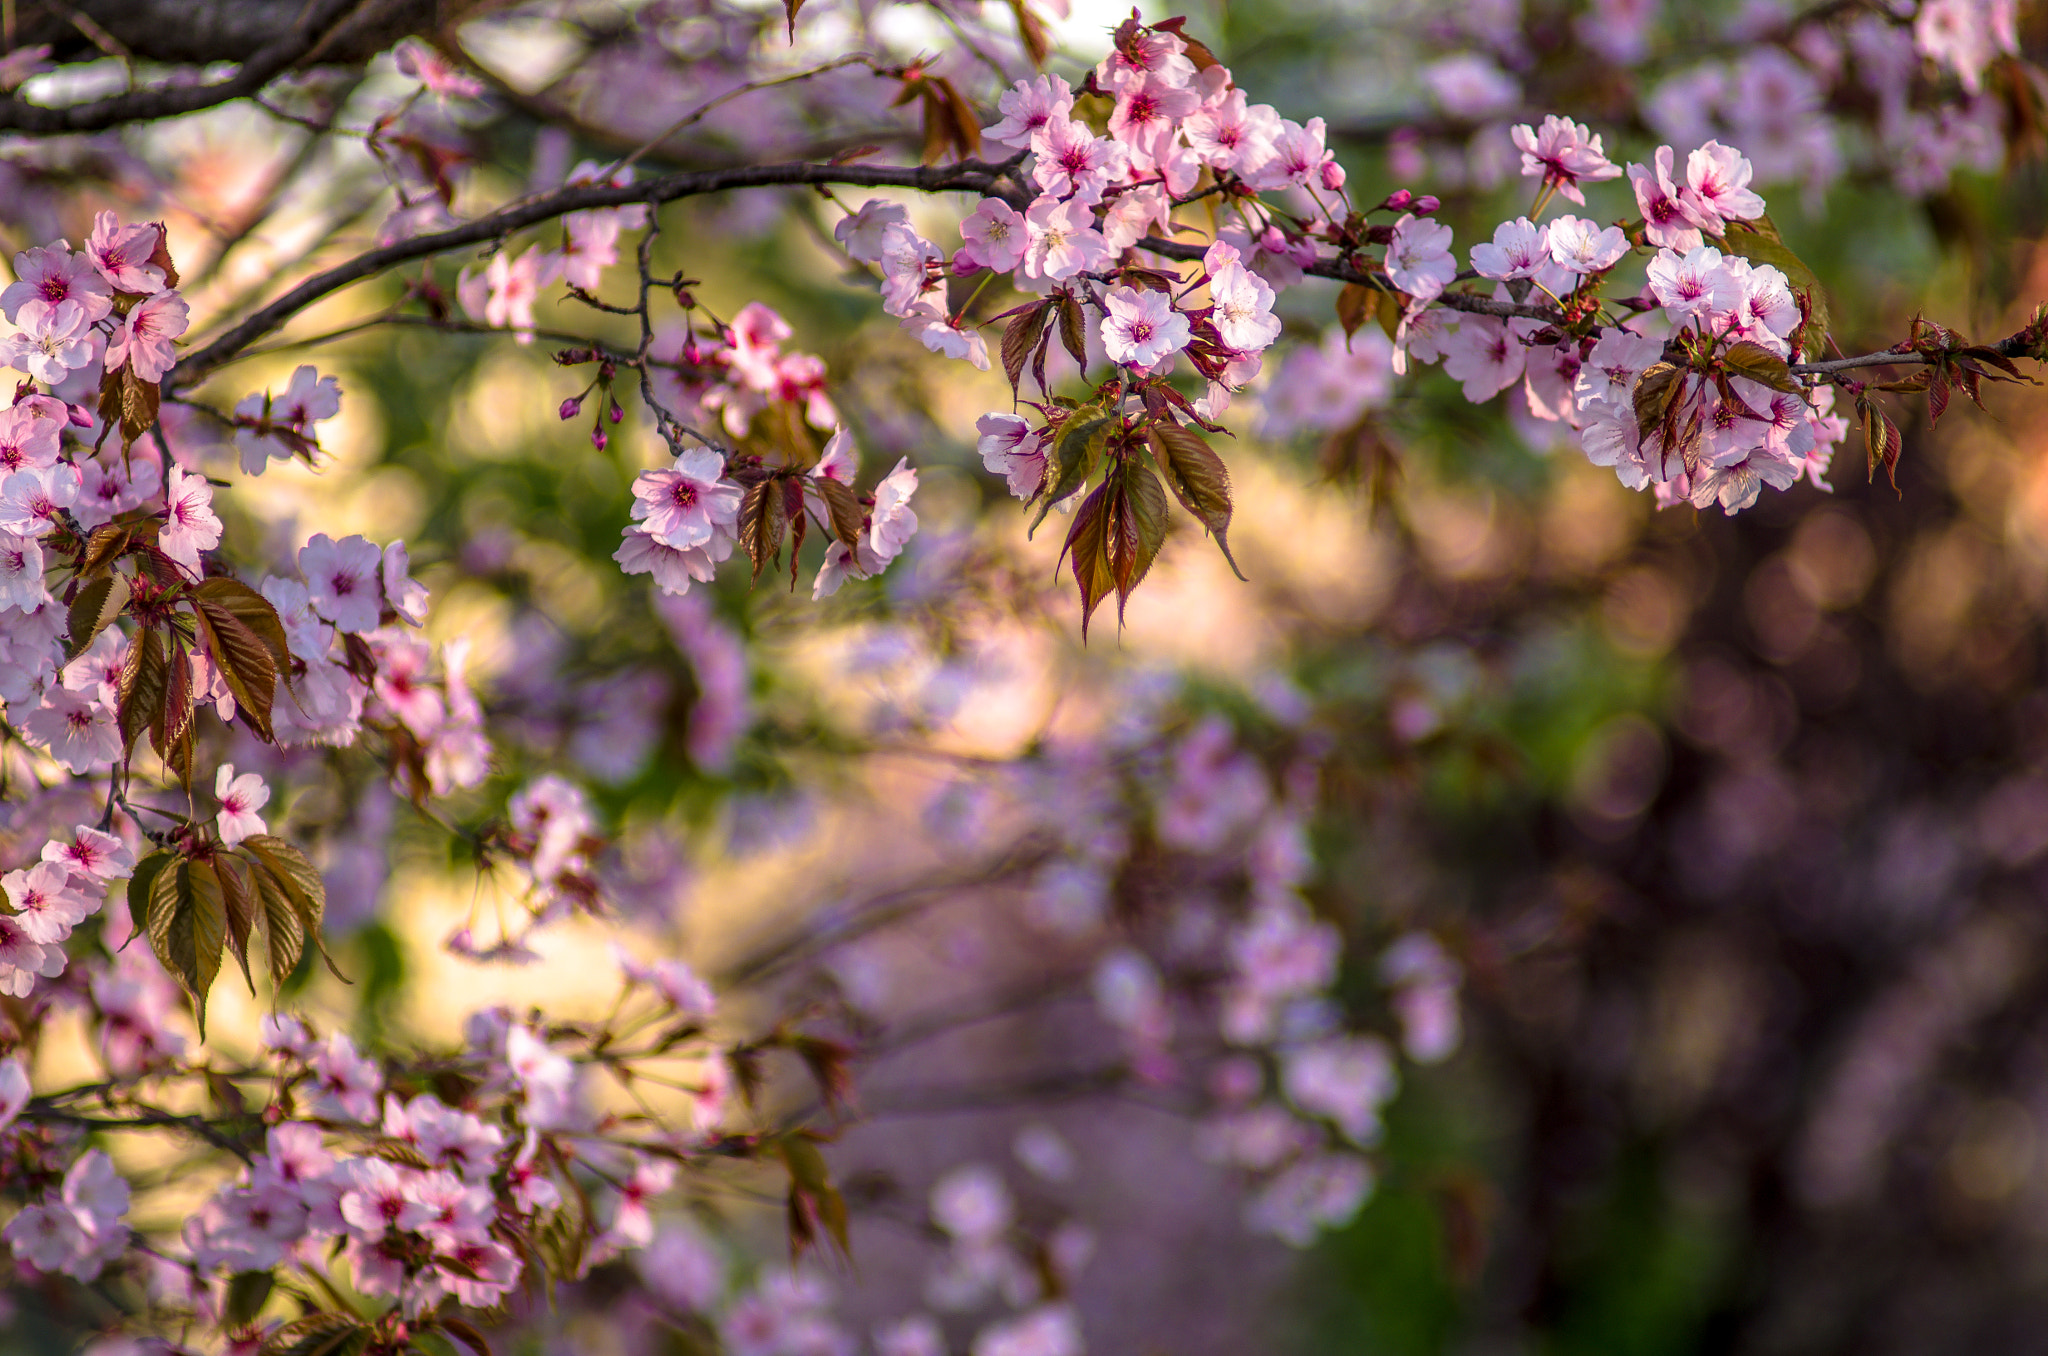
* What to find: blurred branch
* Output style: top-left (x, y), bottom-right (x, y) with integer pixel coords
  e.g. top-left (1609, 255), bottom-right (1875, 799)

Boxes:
top-left (167, 151), bottom-right (1032, 392)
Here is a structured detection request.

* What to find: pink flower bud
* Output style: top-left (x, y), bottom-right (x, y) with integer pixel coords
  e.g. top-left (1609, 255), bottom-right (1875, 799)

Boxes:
top-left (1320, 160), bottom-right (1346, 192)
top-left (1378, 189), bottom-right (1414, 212)
top-left (559, 395), bottom-right (584, 420)
top-left (1414, 195), bottom-right (1441, 214)
top-left (609, 400), bottom-right (624, 424)
top-left (951, 249), bottom-right (979, 276)
top-left (591, 426), bottom-right (608, 451)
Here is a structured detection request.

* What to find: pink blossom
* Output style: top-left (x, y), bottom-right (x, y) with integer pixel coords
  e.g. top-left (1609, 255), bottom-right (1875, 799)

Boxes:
top-left (310, 1032), bottom-right (383, 1122)
top-left (214, 763), bottom-right (270, 845)
top-left (833, 198), bottom-right (909, 265)
top-left (1184, 88), bottom-right (1282, 174)
top-left (1107, 73), bottom-right (1200, 147)
top-left (811, 425), bottom-right (858, 484)
top-left (339, 1158), bottom-right (434, 1240)
top-left (104, 289), bottom-right (190, 383)
top-left (22, 686), bottom-right (120, 773)
top-left (1, 242), bottom-right (112, 324)
top-left (233, 364), bottom-right (342, 473)
top-left (1096, 28), bottom-right (1195, 93)
top-left (1511, 115), bottom-right (1624, 206)
top-left (1029, 118), bottom-right (1130, 203)
top-left (382, 539), bottom-right (429, 625)
top-left (1915, 0), bottom-right (2018, 95)
top-left (563, 208), bottom-right (621, 291)
top-left (1101, 287), bottom-right (1190, 368)
top-left (85, 212), bottom-right (166, 294)
top-left (631, 447), bottom-right (742, 550)
top-left (0, 403), bottom-right (59, 474)
top-left (868, 457), bottom-right (920, 564)
top-left (1470, 217), bottom-right (1551, 281)
top-left (986, 73), bottom-right (1076, 149)
top-left (299, 532), bottom-right (384, 633)
top-left (1628, 147), bottom-right (1703, 251)
top-left (457, 247), bottom-right (565, 343)
top-left (1208, 260), bottom-right (1281, 354)
top-left (0, 529), bottom-right (44, 610)
top-left (1282, 1035), bottom-right (1397, 1143)
top-left (1647, 244), bottom-right (1743, 322)
top-left (1100, 182), bottom-right (1173, 251)
top-left (898, 302), bottom-right (990, 371)
top-left (72, 454), bottom-right (158, 531)
top-left (2, 298), bottom-right (101, 384)
top-left (41, 824), bottom-right (134, 883)
top-left (1546, 215), bottom-right (1631, 274)
top-left (615, 525), bottom-right (727, 596)
top-left (959, 198), bottom-right (1028, 274)
top-left (1384, 213), bottom-right (1456, 300)
top-left (1678, 140), bottom-right (1767, 234)
top-left (1023, 196), bottom-right (1111, 282)
top-left (877, 221), bottom-right (942, 318)
top-left (0, 1055), bottom-right (27, 1133)
top-left (1240, 116), bottom-right (1331, 192)
top-left (977, 413), bottom-right (1047, 500)
top-left (1424, 54), bottom-right (1520, 119)
top-left (2, 860), bottom-right (97, 944)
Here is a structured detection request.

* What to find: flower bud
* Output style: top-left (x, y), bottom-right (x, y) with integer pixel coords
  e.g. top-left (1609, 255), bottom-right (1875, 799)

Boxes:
top-left (591, 425), bottom-right (608, 452)
top-left (609, 400), bottom-right (624, 424)
top-left (951, 249), bottom-right (979, 276)
top-left (1320, 160), bottom-right (1346, 192)
top-left (1377, 189), bottom-right (1414, 212)
top-left (559, 395), bottom-right (584, 420)
top-left (1414, 195), bottom-right (1441, 214)
top-left (674, 285), bottom-right (696, 309)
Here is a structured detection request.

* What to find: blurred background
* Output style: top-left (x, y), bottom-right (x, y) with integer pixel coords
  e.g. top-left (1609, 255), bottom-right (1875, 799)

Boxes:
top-left (9, 0), bottom-right (2048, 1352)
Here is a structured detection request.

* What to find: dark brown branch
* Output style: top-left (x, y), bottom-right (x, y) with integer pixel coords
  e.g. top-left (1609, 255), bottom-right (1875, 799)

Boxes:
top-left (168, 153), bottom-right (1030, 392)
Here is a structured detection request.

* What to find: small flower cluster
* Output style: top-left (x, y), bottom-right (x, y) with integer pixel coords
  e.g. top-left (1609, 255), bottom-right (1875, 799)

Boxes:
top-left (458, 161), bottom-right (646, 343)
top-left (0, 824), bottom-right (132, 997)
top-left (1395, 128), bottom-right (1849, 514)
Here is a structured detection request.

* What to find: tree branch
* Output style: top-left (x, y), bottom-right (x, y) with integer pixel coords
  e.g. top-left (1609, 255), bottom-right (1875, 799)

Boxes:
top-left (168, 153), bottom-right (1030, 391)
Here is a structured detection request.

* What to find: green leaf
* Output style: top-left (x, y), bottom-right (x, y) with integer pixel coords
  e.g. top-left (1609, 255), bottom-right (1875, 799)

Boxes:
top-left (1632, 362), bottom-right (1683, 439)
top-left (737, 478), bottom-right (788, 582)
top-left (242, 835), bottom-right (344, 982)
top-left (1056, 293), bottom-right (1088, 372)
top-left (813, 477), bottom-right (866, 553)
top-left (193, 598), bottom-right (279, 743)
top-left (1721, 214), bottom-right (1831, 361)
top-left (1059, 481), bottom-right (1116, 639)
top-left (1145, 423), bottom-right (1243, 580)
top-left (215, 853), bottom-right (259, 995)
top-left (261, 1313), bottom-right (372, 1356)
top-left (152, 631), bottom-right (195, 767)
top-left (65, 573), bottom-right (128, 661)
top-left (191, 578), bottom-right (293, 676)
top-left (117, 624), bottom-right (166, 756)
top-left (127, 850), bottom-right (171, 924)
top-left (224, 1269), bottom-right (274, 1328)
top-left (1107, 460), bottom-right (1169, 622)
top-left (1720, 339), bottom-right (1801, 394)
top-left (147, 858), bottom-right (227, 1039)
top-left (1000, 301), bottom-right (1052, 397)
top-left (1030, 410), bottom-right (1111, 536)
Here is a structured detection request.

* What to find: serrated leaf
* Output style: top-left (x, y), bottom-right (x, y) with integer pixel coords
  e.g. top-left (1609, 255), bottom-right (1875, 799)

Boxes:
top-left (191, 578), bottom-right (292, 676)
top-left (193, 599), bottom-right (279, 743)
top-left (1060, 481), bottom-right (1116, 639)
top-left (738, 479), bottom-right (788, 582)
top-left (242, 835), bottom-right (343, 981)
top-left (66, 573), bottom-right (128, 661)
top-left (224, 1270), bottom-right (274, 1328)
top-left (1721, 214), bottom-right (1831, 361)
top-left (1632, 362), bottom-right (1683, 439)
top-left (75, 523), bottom-right (130, 577)
top-left (1029, 411), bottom-right (1111, 536)
top-left (1336, 283), bottom-right (1375, 342)
top-left (117, 624), bottom-right (166, 756)
top-left (262, 1313), bottom-right (371, 1356)
top-left (127, 850), bottom-right (171, 922)
top-left (216, 853), bottom-right (258, 995)
top-left (1721, 339), bottom-right (1801, 394)
top-left (813, 478), bottom-right (866, 552)
top-left (1145, 423), bottom-right (1243, 580)
top-left (152, 632), bottom-right (195, 768)
top-left (148, 858), bottom-right (226, 1039)
top-left (121, 370), bottom-right (161, 449)
top-left (1108, 461), bottom-right (1169, 622)
top-left (1001, 302), bottom-right (1052, 397)
top-left (1056, 294), bottom-right (1088, 372)
top-left (246, 853), bottom-right (307, 989)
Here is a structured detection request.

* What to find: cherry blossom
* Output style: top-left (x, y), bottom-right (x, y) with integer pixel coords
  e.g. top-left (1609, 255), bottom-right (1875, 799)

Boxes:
top-left (1022, 196), bottom-right (1111, 282)
top-left (632, 447), bottom-right (743, 550)
top-left (1, 242), bottom-right (113, 323)
top-left (1384, 213), bottom-right (1456, 301)
top-left (214, 764), bottom-right (271, 845)
top-left (104, 289), bottom-right (190, 383)
top-left (1, 298), bottom-right (100, 383)
top-left (85, 211), bottom-right (166, 294)
top-left (1101, 287), bottom-right (1190, 368)
top-left (1511, 114), bottom-right (1624, 205)
top-left (985, 73), bottom-right (1075, 149)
